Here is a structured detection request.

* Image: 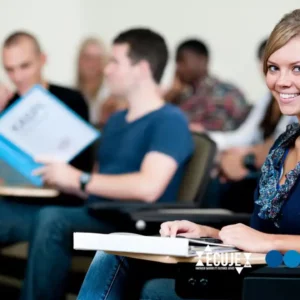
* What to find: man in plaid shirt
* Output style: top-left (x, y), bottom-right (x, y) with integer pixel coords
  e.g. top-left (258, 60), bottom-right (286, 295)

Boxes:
top-left (165, 39), bottom-right (249, 132)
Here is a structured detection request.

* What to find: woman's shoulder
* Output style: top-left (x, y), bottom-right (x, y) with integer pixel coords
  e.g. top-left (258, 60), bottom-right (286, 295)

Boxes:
top-left (269, 122), bottom-right (300, 152)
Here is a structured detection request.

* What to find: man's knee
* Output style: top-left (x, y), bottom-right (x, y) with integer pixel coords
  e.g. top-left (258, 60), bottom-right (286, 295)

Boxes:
top-left (90, 252), bottom-right (126, 273)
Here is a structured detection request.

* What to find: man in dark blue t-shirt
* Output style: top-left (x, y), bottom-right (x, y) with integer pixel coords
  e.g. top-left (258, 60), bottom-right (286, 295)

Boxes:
top-left (88, 103), bottom-right (193, 204)
top-left (16, 28), bottom-right (194, 299)
top-left (38, 30), bottom-right (194, 205)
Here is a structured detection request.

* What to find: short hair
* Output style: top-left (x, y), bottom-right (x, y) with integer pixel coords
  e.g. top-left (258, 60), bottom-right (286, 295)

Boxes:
top-left (257, 38), bottom-right (268, 60)
top-left (113, 28), bottom-right (168, 83)
top-left (3, 31), bottom-right (41, 53)
top-left (263, 9), bottom-right (300, 74)
top-left (176, 39), bottom-right (209, 61)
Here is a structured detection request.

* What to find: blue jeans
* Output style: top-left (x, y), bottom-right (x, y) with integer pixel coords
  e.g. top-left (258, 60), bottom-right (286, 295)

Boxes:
top-left (0, 198), bottom-right (117, 300)
top-left (78, 251), bottom-right (201, 300)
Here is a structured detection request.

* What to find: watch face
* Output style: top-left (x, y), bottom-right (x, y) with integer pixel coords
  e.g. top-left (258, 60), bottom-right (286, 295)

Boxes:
top-left (81, 173), bottom-right (90, 183)
top-left (244, 154), bottom-right (256, 170)
top-left (246, 154), bottom-right (255, 163)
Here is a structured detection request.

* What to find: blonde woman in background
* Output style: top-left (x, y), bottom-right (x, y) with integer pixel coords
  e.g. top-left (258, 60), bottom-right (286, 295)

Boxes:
top-left (76, 37), bottom-right (127, 126)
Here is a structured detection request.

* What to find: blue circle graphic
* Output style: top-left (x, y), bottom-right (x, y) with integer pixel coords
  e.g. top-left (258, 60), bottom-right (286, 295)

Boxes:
top-left (266, 250), bottom-right (283, 267)
top-left (283, 250), bottom-right (300, 268)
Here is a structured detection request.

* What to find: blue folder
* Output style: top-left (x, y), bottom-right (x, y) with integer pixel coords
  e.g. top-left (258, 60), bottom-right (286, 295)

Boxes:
top-left (0, 85), bottom-right (100, 187)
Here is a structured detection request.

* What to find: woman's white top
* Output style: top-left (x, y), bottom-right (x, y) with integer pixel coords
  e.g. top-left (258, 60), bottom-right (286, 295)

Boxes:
top-left (86, 84), bottom-right (109, 124)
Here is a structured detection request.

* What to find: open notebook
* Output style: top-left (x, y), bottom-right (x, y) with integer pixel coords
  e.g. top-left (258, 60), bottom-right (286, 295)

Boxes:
top-left (73, 232), bottom-right (239, 257)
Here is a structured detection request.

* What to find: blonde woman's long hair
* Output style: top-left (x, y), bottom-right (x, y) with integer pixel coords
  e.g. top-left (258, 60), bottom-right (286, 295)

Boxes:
top-left (263, 9), bottom-right (300, 75)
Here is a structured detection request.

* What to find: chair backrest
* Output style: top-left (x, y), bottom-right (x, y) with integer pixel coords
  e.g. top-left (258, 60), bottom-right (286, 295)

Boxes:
top-left (176, 132), bottom-right (217, 205)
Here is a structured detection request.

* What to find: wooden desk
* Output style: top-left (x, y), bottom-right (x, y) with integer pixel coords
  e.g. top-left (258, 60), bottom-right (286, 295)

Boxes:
top-left (107, 251), bottom-right (266, 265)
top-left (0, 161), bottom-right (59, 198)
top-left (0, 186), bottom-right (59, 198)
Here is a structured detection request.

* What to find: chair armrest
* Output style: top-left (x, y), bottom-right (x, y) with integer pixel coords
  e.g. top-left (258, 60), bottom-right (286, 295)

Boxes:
top-left (129, 208), bottom-right (251, 230)
top-left (87, 201), bottom-right (197, 215)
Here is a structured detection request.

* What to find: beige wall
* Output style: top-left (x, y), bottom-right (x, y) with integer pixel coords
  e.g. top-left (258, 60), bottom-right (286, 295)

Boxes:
top-left (0, 0), bottom-right (83, 88)
top-left (1, 0), bottom-right (299, 103)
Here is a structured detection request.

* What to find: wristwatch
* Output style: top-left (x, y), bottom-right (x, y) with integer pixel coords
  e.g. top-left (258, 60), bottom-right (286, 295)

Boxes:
top-left (243, 153), bottom-right (257, 172)
top-left (79, 172), bottom-right (91, 192)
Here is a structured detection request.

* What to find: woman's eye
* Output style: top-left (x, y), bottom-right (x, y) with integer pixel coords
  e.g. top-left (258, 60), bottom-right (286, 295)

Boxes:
top-left (267, 65), bottom-right (278, 72)
top-left (293, 66), bottom-right (300, 72)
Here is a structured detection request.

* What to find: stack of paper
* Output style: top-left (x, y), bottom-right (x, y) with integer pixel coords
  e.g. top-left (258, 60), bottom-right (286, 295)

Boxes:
top-left (73, 232), bottom-right (238, 257)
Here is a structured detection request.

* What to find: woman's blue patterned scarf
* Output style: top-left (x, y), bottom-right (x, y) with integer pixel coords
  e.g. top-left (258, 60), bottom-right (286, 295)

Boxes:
top-left (256, 122), bottom-right (300, 227)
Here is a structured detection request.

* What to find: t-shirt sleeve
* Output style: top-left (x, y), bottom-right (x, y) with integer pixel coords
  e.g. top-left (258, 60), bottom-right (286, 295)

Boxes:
top-left (147, 113), bottom-right (194, 165)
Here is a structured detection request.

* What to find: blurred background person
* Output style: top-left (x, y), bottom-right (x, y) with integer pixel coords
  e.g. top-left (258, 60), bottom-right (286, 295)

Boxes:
top-left (76, 37), bottom-right (127, 127)
top-left (165, 39), bottom-right (250, 131)
top-left (0, 31), bottom-right (93, 175)
top-left (76, 37), bottom-right (108, 124)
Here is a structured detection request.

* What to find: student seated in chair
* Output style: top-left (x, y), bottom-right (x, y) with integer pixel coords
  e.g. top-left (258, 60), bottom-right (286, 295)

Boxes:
top-left (164, 39), bottom-right (249, 132)
top-left (0, 29), bottom-right (193, 300)
top-left (0, 31), bottom-right (94, 189)
top-left (78, 9), bottom-right (300, 300)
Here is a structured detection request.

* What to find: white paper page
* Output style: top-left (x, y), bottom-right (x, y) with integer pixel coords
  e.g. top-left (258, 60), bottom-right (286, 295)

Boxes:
top-left (0, 86), bottom-right (99, 162)
top-left (73, 232), bottom-right (191, 257)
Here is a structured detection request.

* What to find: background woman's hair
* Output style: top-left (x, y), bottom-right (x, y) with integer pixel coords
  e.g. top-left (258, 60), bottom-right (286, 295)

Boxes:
top-left (76, 37), bottom-right (107, 99)
top-left (257, 38), bottom-right (281, 139)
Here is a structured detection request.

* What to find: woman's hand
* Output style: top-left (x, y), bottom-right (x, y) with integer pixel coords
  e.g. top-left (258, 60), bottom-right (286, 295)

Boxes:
top-left (219, 223), bottom-right (274, 253)
top-left (159, 220), bottom-right (219, 238)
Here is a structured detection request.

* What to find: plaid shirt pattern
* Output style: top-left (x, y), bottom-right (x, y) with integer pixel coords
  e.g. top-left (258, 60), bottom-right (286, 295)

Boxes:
top-left (179, 76), bottom-right (249, 131)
